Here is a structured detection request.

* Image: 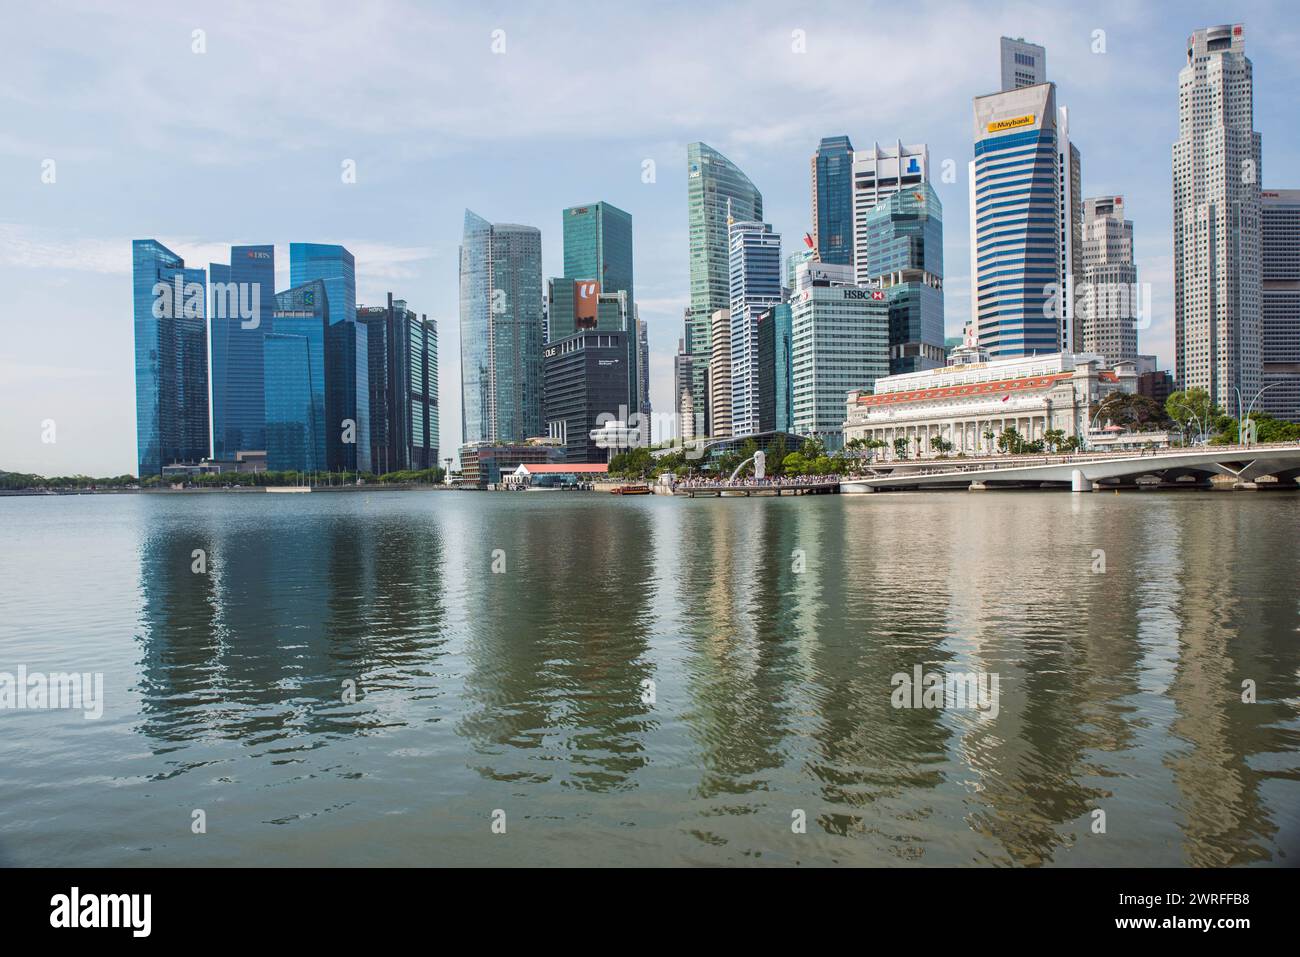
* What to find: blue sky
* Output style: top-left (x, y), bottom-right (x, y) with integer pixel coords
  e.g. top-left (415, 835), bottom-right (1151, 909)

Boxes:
top-left (2, 0), bottom-right (1298, 475)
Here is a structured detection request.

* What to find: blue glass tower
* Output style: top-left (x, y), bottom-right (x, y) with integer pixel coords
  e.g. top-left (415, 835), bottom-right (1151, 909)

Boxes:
top-left (290, 243), bottom-right (369, 472)
top-left (264, 281), bottom-right (328, 472)
top-left (289, 243), bottom-right (355, 324)
top-left (132, 240), bottom-right (209, 477)
top-left (812, 136), bottom-right (854, 267)
top-left (971, 84), bottom-right (1061, 357)
top-left (210, 245), bottom-right (274, 457)
top-left (865, 182), bottom-right (946, 374)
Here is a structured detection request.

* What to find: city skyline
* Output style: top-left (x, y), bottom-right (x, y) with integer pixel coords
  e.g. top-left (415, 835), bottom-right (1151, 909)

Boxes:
top-left (4, 1), bottom-right (1300, 475)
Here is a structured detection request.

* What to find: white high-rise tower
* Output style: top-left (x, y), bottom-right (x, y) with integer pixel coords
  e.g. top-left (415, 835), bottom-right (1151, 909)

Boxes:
top-left (1172, 24), bottom-right (1262, 409)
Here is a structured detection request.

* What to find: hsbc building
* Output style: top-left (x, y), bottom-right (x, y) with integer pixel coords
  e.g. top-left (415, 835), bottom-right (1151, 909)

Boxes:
top-left (789, 260), bottom-right (889, 449)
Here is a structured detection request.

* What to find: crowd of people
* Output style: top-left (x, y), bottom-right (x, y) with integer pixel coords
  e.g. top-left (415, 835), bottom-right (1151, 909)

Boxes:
top-left (671, 473), bottom-right (842, 490)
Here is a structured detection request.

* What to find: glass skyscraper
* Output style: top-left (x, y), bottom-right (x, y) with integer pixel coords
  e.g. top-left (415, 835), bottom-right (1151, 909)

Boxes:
top-left (210, 244), bottom-right (274, 457)
top-left (562, 202), bottom-right (633, 305)
top-left (790, 261), bottom-right (889, 450)
top-left (865, 182), bottom-right (947, 374)
top-left (264, 280), bottom-right (328, 473)
top-left (361, 295), bottom-right (439, 473)
top-left (1261, 189), bottom-right (1300, 422)
top-left (459, 210), bottom-right (544, 445)
top-left (728, 220), bottom-right (782, 436)
top-left (289, 243), bottom-right (356, 325)
top-left (132, 239), bottom-right (209, 477)
top-left (812, 135), bottom-right (854, 267)
top-left (757, 302), bottom-right (793, 434)
top-left (548, 200), bottom-right (640, 425)
top-left (289, 243), bottom-right (369, 472)
top-left (969, 84), bottom-right (1061, 358)
top-left (684, 142), bottom-right (762, 434)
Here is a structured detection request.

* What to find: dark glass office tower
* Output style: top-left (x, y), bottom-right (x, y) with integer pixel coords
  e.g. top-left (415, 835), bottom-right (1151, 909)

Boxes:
top-left (132, 239), bottom-right (209, 477)
top-left (210, 245), bottom-right (274, 457)
top-left (543, 331), bottom-right (631, 463)
top-left (289, 243), bottom-right (370, 471)
top-left (757, 302), bottom-right (793, 434)
top-left (812, 136), bottom-right (855, 267)
top-left (459, 210), bottom-right (544, 444)
top-left (264, 281), bottom-right (328, 472)
top-left (548, 200), bottom-right (640, 421)
top-left (360, 294), bottom-right (438, 474)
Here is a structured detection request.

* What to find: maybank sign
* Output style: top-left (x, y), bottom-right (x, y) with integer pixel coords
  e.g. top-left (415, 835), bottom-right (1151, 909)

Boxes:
top-left (987, 113), bottom-right (1035, 133)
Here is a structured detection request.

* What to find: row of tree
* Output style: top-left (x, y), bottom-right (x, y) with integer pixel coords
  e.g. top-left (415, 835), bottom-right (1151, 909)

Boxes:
top-left (1163, 387), bottom-right (1300, 445)
top-left (609, 436), bottom-right (859, 480)
top-left (0, 471), bottom-right (138, 490)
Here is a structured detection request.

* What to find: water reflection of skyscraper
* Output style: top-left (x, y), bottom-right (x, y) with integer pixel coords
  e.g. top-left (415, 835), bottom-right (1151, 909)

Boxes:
top-left (136, 500), bottom-right (450, 751)
top-left (456, 498), bottom-right (656, 793)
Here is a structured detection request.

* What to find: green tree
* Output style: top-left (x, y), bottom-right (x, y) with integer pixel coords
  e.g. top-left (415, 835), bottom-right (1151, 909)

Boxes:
top-left (1166, 388), bottom-right (1214, 442)
top-left (997, 427), bottom-right (1024, 454)
top-left (782, 451), bottom-right (808, 476)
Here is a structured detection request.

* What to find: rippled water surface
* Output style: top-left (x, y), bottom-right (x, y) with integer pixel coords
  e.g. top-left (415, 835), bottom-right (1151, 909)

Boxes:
top-left (1, 490), bottom-right (1297, 866)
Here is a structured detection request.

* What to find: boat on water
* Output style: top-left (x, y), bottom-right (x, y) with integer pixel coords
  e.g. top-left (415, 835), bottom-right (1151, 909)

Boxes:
top-left (611, 485), bottom-right (651, 495)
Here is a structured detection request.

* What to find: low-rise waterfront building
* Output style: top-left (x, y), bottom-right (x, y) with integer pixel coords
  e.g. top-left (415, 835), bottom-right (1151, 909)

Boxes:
top-left (503, 462), bottom-right (609, 488)
top-left (457, 442), bottom-right (564, 487)
top-left (844, 342), bottom-right (1137, 457)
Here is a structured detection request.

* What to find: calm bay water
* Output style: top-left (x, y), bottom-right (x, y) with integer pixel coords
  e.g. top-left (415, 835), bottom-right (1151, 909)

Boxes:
top-left (1, 489), bottom-right (1297, 867)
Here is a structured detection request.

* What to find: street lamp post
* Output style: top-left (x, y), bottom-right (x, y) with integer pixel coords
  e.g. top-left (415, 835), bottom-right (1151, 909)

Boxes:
top-left (1233, 383), bottom-right (1285, 447)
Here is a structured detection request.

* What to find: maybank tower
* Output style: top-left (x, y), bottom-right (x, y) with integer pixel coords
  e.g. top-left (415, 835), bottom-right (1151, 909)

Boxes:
top-left (968, 39), bottom-right (1082, 359)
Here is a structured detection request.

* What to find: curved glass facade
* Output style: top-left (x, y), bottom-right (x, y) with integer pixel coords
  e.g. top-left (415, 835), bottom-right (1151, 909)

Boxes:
top-left (686, 143), bottom-right (763, 426)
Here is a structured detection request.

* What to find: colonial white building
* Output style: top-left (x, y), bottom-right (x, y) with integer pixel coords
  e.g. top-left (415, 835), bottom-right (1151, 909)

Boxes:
top-left (843, 344), bottom-right (1137, 458)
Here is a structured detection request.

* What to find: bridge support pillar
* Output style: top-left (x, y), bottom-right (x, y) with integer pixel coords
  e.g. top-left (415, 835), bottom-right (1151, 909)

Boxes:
top-left (1071, 469), bottom-right (1092, 493)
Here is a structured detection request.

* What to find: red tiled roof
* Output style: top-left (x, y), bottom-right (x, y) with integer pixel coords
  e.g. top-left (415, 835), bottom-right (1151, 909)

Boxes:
top-left (520, 463), bottom-right (609, 473)
top-left (857, 372), bottom-right (1073, 407)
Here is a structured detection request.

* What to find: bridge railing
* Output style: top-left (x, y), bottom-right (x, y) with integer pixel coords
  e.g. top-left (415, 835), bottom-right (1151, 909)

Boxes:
top-left (855, 441), bottom-right (1300, 477)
